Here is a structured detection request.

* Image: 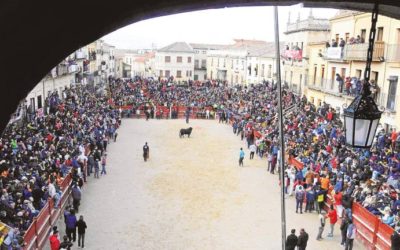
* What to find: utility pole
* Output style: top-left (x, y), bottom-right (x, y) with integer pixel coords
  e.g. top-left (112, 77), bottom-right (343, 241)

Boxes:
top-left (274, 6), bottom-right (287, 250)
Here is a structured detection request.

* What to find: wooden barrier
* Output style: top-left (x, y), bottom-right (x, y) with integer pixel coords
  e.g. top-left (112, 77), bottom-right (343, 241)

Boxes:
top-left (23, 174), bottom-right (72, 250)
top-left (287, 157), bottom-right (393, 250)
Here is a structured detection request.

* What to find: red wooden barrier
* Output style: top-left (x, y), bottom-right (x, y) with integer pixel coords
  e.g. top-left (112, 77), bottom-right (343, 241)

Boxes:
top-left (286, 157), bottom-right (393, 250)
top-left (23, 174), bottom-right (73, 250)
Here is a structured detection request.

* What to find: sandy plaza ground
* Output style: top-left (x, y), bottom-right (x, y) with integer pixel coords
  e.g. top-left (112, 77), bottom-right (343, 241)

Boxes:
top-left (46, 119), bottom-right (360, 250)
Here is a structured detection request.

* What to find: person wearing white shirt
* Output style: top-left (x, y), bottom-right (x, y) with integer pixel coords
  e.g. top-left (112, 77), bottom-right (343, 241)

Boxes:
top-left (249, 144), bottom-right (257, 160)
top-left (48, 181), bottom-right (61, 208)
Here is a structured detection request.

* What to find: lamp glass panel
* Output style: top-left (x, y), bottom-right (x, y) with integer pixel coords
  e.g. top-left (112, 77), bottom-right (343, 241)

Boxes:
top-left (367, 119), bottom-right (379, 147)
top-left (354, 119), bottom-right (371, 146)
top-left (345, 116), bottom-right (354, 145)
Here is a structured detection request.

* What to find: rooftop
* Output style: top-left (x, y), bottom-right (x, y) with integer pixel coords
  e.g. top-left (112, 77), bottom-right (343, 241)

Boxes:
top-left (158, 42), bottom-right (194, 53)
top-left (330, 10), bottom-right (363, 20)
top-left (189, 43), bottom-right (227, 50)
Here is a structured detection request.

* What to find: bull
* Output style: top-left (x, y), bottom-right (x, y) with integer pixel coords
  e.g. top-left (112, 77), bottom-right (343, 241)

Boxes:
top-left (179, 127), bottom-right (193, 138)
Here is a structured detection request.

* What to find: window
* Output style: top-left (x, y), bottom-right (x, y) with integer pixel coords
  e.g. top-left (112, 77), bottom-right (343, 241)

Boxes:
top-left (201, 59), bottom-right (206, 68)
top-left (204, 74), bottom-right (207, 80)
top-left (341, 68), bottom-right (346, 78)
top-left (186, 71), bottom-right (189, 77)
top-left (176, 70), bottom-right (181, 78)
top-left (387, 76), bottom-right (398, 110)
top-left (345, 33), bottom-right (350, 43)
top-left (194, 75), bottom-right (198, 80)
top-left (190, 70), bottom-right (192, 77)
top-left (37, 95), bottom-right (42, 109)
top-left (210, 71), bottom-right (213, 79)
top-left (372, 71), bottom-right (379, 83)
top-left (356, 69), bottom-right (362, 79)
top-left (202, 50), bottom-right (206, 54)
top-left (194, 60), bottom-right (199, 68)
top-left (165, 56), bottom-right (171, 63)
top-left (300, 42), bottom-right (303, 50)
top-left (159, 70), bottom-right (163, 77)
top-left (165, 70), bottom-right (170, 77)
top-left (330, 67), bottom-right (336, 89)
top-left (187, 57), bottom-right (192, 63)
top-left (268, 65), bottom-right (272, 78)
top-left (30, 98), bottom-right (35, 112)
top-left (377, 27), bottom-right (384, 41)
top-left (177, 56), bottom-right (182, 63)
top-left (361, 29), bottom-right (367, 43)
top-left (223, 59), bottom-right (226, 67)
top-left (261, 64), bottom-right (265, 77)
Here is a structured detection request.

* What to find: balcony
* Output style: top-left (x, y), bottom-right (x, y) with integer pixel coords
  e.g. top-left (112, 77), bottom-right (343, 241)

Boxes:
top-left (281, 49), bottom-right (303, 61)
top-left (68, 64), bottom-right (80, 73)
top-left (306, 76), bottom-right (357, 98)
top-left (324, 47), bottom-right (344, 61)
top-left (343, 41), bottom-right (385, 61)
top-left (56, 63), bottom-right (68, 76)
top-left (75, 51), bottom-right (87, 60)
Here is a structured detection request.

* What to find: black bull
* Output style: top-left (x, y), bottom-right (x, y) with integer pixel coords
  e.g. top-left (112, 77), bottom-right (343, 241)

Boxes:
top-left (179, 127), bottom-right (193, 138)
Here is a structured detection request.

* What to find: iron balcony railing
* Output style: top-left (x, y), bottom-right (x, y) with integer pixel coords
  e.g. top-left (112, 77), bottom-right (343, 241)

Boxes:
top-left (324, 41), bottom-right (385, 62)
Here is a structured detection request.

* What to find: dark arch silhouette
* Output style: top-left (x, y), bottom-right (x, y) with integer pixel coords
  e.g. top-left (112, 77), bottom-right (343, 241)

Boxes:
top-left (0, 0), bottom-right (399, 132)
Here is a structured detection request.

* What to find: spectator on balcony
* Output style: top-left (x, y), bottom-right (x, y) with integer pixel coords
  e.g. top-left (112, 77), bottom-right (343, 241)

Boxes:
top-left (331, 39), bottom-right (338, 48)
top-left (325, 41), bottom-right (331, 48)
top-left (345, 77), bottom-right (352, 95)
top-left (355, 35), bottom-right (365, 44)
top-left (339, 38), bottom-right (346, 48)
top-left (370, 79), bottom-right (379, 101)
top-left (336, 74), bottom-right (344, 93)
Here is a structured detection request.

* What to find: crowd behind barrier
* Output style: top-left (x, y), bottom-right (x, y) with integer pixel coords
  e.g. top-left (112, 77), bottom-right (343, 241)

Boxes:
top-left (109, 77), bottom-right (398, 249)
top-left (0, 81), bottom-right (121, 249)
top-left (1, 76), bottom-right (396, 249)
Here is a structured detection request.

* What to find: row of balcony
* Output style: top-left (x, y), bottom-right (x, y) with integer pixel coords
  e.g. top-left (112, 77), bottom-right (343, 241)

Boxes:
top-left (324, 42), bottom-right (400, 62)
top-left (306, 76), bottom-right (398, 112)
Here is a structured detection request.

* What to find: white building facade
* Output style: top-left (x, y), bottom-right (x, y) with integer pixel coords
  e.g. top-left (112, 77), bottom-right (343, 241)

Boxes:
top-left (155, 42), bottom-right (194, 82)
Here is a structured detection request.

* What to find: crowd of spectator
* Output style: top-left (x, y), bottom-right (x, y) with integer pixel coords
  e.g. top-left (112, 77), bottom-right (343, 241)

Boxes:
top-left (111, 77), bottom-right (400, 235)
top-left (0, 82), bottom-right (120, 248)
top-left (1, 75), bottom-right (398, 248)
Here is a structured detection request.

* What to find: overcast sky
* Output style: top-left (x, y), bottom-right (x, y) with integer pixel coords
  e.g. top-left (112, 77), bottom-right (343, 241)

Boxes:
top-left (102, 5), bottom-right (338, 50)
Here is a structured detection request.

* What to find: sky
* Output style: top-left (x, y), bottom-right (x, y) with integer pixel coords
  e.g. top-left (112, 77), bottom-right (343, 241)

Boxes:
top-left (102, 5), bottom-right (338, 50)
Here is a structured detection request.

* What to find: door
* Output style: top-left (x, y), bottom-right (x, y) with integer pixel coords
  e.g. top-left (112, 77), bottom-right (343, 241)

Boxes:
top-left (361, 29), bottom-right (367, 43)
top-left (331, 67), bottom-right (336, 90)
top-left (341, 68), bottom-right (346, 78)
top-left (321, 65), bottom-right (325, 88)
top-left (313, 66), bottom-right (317, 85)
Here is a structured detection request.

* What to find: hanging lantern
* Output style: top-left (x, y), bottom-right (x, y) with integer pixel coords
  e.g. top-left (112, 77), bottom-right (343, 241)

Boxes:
top-left (343, 82), bottom-right (382, 148)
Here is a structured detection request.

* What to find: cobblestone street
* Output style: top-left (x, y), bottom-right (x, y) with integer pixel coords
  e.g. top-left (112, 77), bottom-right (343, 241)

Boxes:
top-left (47, 119), bottom-right (358, 250)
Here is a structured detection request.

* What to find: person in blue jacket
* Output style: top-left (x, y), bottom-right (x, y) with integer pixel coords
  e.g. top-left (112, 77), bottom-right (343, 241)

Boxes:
top-left (65, 209), bottom-right (77, 242)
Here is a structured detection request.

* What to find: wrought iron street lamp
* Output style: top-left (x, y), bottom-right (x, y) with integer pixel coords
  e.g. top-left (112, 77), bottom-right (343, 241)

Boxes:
top-left (344, 3), bottom-right (383, 149)
top-left (343, 83), bottom-right (382, 148)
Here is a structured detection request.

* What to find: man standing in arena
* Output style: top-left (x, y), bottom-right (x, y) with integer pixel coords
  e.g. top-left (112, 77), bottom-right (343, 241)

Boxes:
top-left (143, 142), bottom-right (150, 162)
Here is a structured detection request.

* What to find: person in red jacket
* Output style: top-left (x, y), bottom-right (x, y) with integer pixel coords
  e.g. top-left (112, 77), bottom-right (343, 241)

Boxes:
top-left (49, 226), bottom-right (60, 250)
top-left (326, 205), bottom-right (338, 237)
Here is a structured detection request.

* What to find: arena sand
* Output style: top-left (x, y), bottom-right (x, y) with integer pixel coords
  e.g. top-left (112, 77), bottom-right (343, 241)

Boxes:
top-left (46, 119), bottom-right (358, 250)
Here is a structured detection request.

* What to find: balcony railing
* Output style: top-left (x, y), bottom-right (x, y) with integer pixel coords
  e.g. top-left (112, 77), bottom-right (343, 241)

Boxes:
top-left (75, 51), bottom-right (87, 60)
top-left (324, 42), bottom-right (385, 62)
top-left (281, 49), bottom-right (303, 61)
top-left (343, 41), bottom-right (385, 61)
top-left (324, 47), bottom-right (344, 60)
